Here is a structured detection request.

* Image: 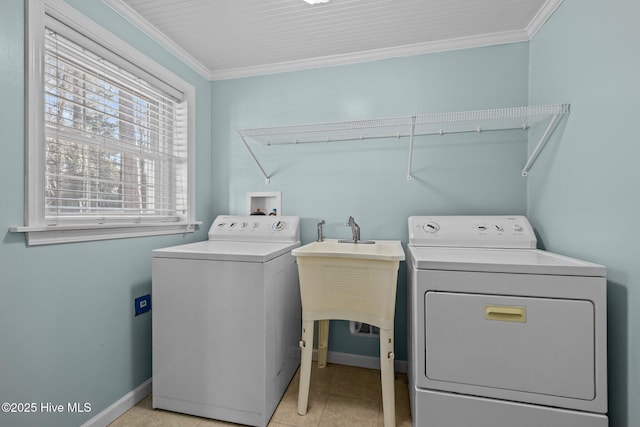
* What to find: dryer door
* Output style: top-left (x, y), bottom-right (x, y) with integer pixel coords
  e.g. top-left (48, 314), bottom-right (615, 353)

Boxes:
top-left (411, 267), bottom-right (607, 413)
top-left (424, 291), bottom-right (595, 400)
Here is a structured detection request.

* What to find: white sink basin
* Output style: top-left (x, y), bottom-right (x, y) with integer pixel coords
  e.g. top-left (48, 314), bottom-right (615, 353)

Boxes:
top-left (292, 238), bottom-right (405, 329)
top-left (291, 239), bottom-right (405, 261)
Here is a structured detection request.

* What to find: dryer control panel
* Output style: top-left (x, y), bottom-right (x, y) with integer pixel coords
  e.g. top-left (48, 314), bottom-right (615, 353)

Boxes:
top-left (408, 215), bottom-right (536, 248)
top-left (208, 215), bottom-right (300, 243)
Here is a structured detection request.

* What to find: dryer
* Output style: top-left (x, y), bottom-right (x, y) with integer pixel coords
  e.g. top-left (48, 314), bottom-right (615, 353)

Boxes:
top-left (406, 216), bottom-right (607, 427)
top-left (152, 215), bottom-right (301, 427)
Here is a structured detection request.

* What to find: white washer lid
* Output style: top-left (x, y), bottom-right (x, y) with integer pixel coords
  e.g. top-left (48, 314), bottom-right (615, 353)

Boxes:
top-left (409, 247), bottom-right (606, 277)
top-left (153, 240), bottom-right (300, 263)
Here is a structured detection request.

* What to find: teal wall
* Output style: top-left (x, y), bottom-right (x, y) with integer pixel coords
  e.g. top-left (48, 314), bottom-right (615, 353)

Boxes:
top-left (212, 42), bottom-right (530, 361)
top-left (528, 0), bottom-right (639, 425)
top-left (0, 1), bottom-right (212, 427)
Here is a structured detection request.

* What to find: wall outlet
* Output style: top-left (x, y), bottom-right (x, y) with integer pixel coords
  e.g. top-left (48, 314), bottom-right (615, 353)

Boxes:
top-left (134, 294), bottom-right (151, 316)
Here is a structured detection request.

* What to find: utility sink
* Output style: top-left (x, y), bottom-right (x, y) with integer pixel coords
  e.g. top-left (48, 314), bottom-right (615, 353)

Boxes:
top-left (292, 238), bottom-right (405, 329)
top-left (292, 239), bottom-right (405, 261)
top-left (293, 238), bottom-right (405, 427)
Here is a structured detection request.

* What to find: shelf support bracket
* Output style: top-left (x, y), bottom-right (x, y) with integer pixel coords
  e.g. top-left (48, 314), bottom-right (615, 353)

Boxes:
top-left (238, 132), bottom-right (271, 183)
top-left (406, 116), bottom-right (416, 180)
top-left (521, 108), bottom-right (566, 176)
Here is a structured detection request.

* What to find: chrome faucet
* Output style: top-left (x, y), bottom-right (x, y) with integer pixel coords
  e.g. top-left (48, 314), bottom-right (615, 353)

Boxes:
top-left (317, 219), bottom-right (325, 242)
top-left (346, 216), bottom-right (360, 242)
top-left (339, 216), bottom-right (374, 244)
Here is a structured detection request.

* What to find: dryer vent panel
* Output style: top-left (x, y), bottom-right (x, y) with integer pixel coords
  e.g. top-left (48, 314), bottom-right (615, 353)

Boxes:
top-left (349, 321), bottom-right (380, 337)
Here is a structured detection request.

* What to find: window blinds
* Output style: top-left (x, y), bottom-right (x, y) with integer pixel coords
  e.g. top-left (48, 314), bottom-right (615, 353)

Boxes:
top-left (43, 27), bottom-right (188, 224)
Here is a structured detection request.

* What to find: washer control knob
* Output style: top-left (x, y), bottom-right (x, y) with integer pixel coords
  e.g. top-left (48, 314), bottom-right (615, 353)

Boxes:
top-left (475, 224), bottom-right (487, 231)
top-left (240, 222), bottom-right (248, 228)
top-left (494, 224), bottom-right (504, 232)
top-left (512, 224), bottom-right (523, 232)
top-left (272, 220), bottom-right (285, 231)
top-left (423, 222), bottom-right (440, 233)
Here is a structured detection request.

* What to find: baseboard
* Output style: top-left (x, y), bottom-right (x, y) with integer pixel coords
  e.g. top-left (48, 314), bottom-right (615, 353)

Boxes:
top-left (313, 349), bottom-right (408, 373)
top-left (80, 378), bottom-right (151, 427)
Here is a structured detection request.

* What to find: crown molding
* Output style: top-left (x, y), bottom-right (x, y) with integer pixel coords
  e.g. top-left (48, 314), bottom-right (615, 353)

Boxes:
top-left (211, 29), bottom-right (529, 80)
top-left (526, 0), bottom-right (564, 39)
top-left (102, 0), bottom-right (213, 79)
top-left (102, 0), bottom-right (563, 82)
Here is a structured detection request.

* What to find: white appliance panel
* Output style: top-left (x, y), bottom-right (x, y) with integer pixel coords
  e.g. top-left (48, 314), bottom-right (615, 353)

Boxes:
top-left (408, 215), bottom-right (536, 248)
top-left (208, 215), bottom-right (300, 242)
top-left (152, 258), bottom-right (266, 413)
top-left (152, 252), bottom-right (300, 426)
top-left (409, 247), bottom-right (605, 276)
top-left (425, 291), bottom-right (595, 400)
top-left (411, 388), bottom-right (608, 427)
top-left (152, 240), bottom-right (295, 262)
top-left (411, 267), bottom-right (607, 413)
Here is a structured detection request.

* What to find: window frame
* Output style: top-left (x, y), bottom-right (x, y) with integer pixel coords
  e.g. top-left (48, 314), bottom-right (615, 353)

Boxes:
top-left (14, 0), bottom-right (198, 246)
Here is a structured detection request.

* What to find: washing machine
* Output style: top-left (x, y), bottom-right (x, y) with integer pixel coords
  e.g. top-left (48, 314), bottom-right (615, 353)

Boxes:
top-left (152, 215), bottom-right (301, 427)
top-left (406, 215), bottom-right (608, 427)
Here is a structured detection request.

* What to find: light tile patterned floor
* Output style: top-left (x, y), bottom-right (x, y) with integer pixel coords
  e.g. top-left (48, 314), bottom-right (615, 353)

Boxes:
top-left (109, 363), bottom-right (412, 427)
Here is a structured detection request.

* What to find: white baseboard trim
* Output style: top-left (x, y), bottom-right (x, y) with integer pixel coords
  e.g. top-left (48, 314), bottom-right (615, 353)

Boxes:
top-left (80, 378), bottom-right (151, 427)
top-left (313, 349), bottom-right (408, 373)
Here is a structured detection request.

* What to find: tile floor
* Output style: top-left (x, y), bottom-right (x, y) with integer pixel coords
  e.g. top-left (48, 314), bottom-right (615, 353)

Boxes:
top-left (108, 363), bottom-right (412, 427)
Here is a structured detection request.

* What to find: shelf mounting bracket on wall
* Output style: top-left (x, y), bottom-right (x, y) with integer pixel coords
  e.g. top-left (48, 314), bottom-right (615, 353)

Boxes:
top-left (521, 106), bottom-right (568, 176)
top-left (237, 104), bottom-right (569, 183)
top-left (238, 131), bottom-right (271, 183)
top-left (407, 116), bottom-right (416, 181)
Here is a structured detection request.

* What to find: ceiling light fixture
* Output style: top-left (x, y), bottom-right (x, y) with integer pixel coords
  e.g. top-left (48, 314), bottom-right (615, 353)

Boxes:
top-left (303, 0), bottom-right (330, 4)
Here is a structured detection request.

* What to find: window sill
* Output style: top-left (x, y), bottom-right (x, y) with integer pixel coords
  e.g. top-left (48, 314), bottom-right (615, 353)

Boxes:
top-left (9, 222), bottom-right (201, 246)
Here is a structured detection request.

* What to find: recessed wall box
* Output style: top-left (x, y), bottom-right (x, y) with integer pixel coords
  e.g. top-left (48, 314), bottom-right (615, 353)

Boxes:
top-left (247, 191), bottom-right (282, 216)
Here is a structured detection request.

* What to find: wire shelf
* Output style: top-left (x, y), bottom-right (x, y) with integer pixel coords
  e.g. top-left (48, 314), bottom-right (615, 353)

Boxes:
top-left (237, 104), bottom-right (570, 182)
top-left (239, 104), bottom-right (568, 145)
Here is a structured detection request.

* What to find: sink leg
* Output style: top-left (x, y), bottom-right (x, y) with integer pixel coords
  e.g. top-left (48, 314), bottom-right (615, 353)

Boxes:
top-left (317, 319), bottom-right (330, 368)
top-left (297, 319), bottom-right (314, 416)
top-left (380, 328), bottom-right (396, 427)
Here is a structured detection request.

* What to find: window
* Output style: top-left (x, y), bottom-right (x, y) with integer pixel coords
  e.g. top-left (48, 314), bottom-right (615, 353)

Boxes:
top-left (43, 29), bottom-right (187, 223)
top-left (15, 0), bottom-right (197, 245)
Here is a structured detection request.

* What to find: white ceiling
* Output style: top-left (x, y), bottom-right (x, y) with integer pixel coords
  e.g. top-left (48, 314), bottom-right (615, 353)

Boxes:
top-left (103, 0), bottom-right (563, 80)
